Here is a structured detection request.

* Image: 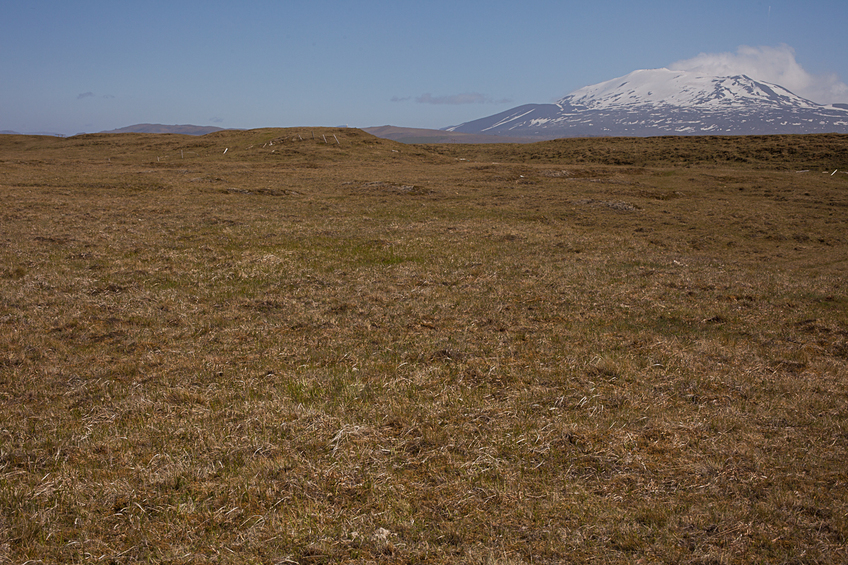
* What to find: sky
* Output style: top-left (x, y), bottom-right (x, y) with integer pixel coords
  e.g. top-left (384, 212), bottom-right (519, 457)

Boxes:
top-left (2, 0), bottom-right (847, 135)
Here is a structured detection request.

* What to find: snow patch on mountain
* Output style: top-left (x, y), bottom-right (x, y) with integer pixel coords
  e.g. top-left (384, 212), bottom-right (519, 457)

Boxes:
top-left (445, 67), bottom-right (848, 138)
top-left (561, 68), bottom-right (820, 111)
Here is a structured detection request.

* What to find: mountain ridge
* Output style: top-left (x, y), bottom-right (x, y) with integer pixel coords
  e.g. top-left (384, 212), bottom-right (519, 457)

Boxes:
top-left (447, 68), bottom-right (848, 138)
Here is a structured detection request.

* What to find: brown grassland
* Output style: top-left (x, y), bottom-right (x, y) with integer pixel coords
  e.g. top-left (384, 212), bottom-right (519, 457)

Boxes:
top-left (1, 129), bottom-right (847, 564)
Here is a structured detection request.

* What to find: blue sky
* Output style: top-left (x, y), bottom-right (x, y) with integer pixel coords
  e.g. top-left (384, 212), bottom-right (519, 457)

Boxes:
top-left (2, 0), bottom-right (847, 135)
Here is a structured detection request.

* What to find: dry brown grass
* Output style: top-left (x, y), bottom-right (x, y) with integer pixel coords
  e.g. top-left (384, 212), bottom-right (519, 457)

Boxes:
top-left (1, 129), bottom-right (847, 563)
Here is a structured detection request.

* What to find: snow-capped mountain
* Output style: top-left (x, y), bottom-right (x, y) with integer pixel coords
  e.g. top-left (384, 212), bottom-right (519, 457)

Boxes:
top-left (446, 68), bottom-right (848, 138)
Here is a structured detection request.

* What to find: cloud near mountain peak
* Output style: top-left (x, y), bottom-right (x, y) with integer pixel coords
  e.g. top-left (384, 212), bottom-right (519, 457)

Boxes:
top-left (669, 44), bottom-right (848, 105)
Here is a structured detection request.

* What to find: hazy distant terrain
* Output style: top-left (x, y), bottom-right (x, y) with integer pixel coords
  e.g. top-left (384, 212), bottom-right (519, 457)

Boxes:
top-left (363, 125), bottom-right (544, 144)
top-left (1, 129), bottom-right (64, 136)
top-left (9, 66), bottom-right (848, 142)
top-left (99, 123), bottom-right (229, 135)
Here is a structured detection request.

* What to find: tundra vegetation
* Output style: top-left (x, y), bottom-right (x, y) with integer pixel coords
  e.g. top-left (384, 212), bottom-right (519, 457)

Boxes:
top-left (0, 129), bottom-right (846, 564)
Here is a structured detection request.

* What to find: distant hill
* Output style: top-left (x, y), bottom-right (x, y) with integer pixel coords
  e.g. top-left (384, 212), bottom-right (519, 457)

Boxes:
top-left (363, 125), bottom-right (542, 144)
top-left (1, 130), bottom-right (65, 136)
top-left (100, 123), bottom-right (229, 135)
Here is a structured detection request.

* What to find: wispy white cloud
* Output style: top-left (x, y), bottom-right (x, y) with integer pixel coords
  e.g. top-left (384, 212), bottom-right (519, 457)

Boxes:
top-left (399, 93), bottom-right (512, 105)
top-left (669, 45), bottom-right (848, 104)
top-left (417, 92), bottom-right (487, 105)
top-left (77, 92), bottom-right (115, 100)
